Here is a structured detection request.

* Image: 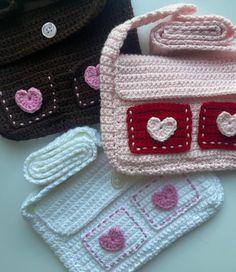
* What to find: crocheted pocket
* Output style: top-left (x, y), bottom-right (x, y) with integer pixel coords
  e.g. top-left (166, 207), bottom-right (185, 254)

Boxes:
top-left (81, 207), bottom-right (147, 271)
top-left (0, 72), bottom-right (57, 128)
top-left (127, 103), bottom-right (192, 154)
top-left (72, 57), bottom-right (100, 108)
top-left (198, 102), bottom-right (236, 150)
top-left (131, 175), bottom-right (200, 230)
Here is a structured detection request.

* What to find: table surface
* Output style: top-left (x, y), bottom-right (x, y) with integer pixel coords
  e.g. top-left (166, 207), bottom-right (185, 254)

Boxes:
top-left (1, 0), bottom-right (236, 272)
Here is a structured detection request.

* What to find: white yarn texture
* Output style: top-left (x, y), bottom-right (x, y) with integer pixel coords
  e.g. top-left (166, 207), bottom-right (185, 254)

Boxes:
top-left (22, 132), bottom-right (224, 272)
top-left (24, 126), bottom-right (100, 185)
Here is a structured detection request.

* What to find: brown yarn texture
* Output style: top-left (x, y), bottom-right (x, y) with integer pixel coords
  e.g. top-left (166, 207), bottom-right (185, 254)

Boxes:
top-left (0, 0), bottom-right (140, 140)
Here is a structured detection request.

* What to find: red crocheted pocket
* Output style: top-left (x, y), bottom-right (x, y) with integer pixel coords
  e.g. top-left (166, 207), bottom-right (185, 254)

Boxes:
top-left (127, 103), bottom-right (192, 154)
top-left (198, 102), bottom-right (236, 150)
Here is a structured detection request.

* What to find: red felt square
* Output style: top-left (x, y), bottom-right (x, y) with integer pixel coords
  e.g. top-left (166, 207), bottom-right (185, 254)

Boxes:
top-left (126, 103), bottom-right (192, 154)
top-left (198, 102), bottom-right (236, 150)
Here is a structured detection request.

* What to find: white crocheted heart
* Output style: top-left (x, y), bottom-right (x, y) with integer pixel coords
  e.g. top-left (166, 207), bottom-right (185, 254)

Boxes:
top-left (217, 111), bottom-right (236, 137)
top-left (147, 117), bottom-right (177, 142)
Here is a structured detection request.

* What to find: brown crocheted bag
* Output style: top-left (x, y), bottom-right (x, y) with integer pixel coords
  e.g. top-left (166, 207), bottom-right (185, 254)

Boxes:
top-left (0, 0), bottom-right (140, 140)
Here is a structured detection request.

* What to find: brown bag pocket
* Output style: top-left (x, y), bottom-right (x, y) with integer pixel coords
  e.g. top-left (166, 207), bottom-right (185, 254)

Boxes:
top-left (0, 72), bottom-right (58, 128)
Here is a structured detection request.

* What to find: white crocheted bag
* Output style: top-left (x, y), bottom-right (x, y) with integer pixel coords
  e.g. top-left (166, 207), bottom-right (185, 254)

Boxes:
top-left (22, 129), bottom-right (223, 272)
top-left (100, 4), bottom-right (236, 175)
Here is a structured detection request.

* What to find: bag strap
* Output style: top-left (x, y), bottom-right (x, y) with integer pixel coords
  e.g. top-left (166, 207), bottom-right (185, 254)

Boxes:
top-left (100, 3), bottom-right (236, 100)
top-left (100, 4), bottom-right (196, 62)
top-left (100, 4), bottom-right (197, 94)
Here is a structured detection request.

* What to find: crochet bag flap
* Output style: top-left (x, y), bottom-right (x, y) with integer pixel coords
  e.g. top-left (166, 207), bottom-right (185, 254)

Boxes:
top-left (22, 147), bottom-right (224, 272)
top-left (0, 0), bottom-right (107, 65)
top-left (0, 0), bottom-right (141, 140)
top-left (100, 3), bottom-right (236, 176)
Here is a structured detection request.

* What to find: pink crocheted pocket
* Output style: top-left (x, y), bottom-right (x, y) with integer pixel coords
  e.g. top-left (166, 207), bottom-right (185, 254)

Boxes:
top-left (127, 103), bottom-right (192, 154)
top-left (198, 102), bottom-right (236, 150)
top-left (0, 73), bottom-right (57, 127)
top-left (81, 207), bottom-right (147, 271)
top-left (131, 176), bottom-right (200, 230)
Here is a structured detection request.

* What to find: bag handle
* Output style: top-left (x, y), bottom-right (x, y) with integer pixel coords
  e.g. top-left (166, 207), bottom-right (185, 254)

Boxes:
top-left (100, 4), bottom-right (196, 62)
top-left (100, 4), bottom-right (197, 94)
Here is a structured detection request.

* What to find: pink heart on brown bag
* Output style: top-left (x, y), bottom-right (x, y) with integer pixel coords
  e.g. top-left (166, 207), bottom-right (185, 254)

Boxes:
top-left (84, 64), bottom-right (100, 90)
top-left (99, 227), bottom-right (125, 252)
top-left (15, 87), bottom-right (43, 113)
top-left (152, 185), bottom-right (178, 210)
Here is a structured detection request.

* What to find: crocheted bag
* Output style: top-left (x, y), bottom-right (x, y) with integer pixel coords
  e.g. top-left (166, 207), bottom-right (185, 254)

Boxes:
top-left (0, 0), bottom-right (140, 140)
top-left (22, 127), bottom-right (224, 272)
top-left (100, 3), bottom-right (236, 175)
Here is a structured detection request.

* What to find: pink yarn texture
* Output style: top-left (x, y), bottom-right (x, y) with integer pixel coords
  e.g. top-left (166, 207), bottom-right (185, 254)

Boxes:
top-left (100, 3), bottom-right (236, 176)
top-left (99, 227), bottom-right (125, 252)
top-left (150, 7), bottom-right (236, 54)
top-left (152, 185), bottom-right (178, 210)
top-left (84, 64), bottom-right (100, 90)
top-left (15, 87), bottom-right (42, 113)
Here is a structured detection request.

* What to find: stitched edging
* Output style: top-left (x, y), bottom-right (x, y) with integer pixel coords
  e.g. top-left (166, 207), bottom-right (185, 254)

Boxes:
top-left (131, 176), bottom-right (200, 230)
top-left (127, 104), bottom-right (192, 153)
top-left (73, 77), bottom-right (100, 108)
top-left (199, 104), bottom-right (236, 147)
top-left (81, 207), bottom-right (147, 270)
top-left (0, 75), bottom-right (57, 127)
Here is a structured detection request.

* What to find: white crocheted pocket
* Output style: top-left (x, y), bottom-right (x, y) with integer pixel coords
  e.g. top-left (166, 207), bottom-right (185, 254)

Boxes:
top-left (131, 175), bottom-right (200, 230)
top-left (81, 207), bottom-right (148, 271)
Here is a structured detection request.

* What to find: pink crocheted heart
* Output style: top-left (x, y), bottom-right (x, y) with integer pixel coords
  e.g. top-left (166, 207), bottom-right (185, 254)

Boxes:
top-left (99, 227), bottom-right (125, 252)
top-left (15, 87), bottom-right (43, 113)
top-left (152, 185), bottom-right (178, 210)
top-left (84, 64), bottom-right (100, 90)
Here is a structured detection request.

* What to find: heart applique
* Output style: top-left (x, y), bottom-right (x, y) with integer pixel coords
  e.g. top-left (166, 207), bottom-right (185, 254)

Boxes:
top-left (84, 64), bottom-right (100, 90)
top-left (15, 87), bottom-right (43, 114)
top-left (99, 227), bottom-right (125, 252)
top-left (147, 117), bottom-right (177, 142)
top-left (152, 185), bottom-right (178, 210)
top-left (216, 111), bottom-right (236, 137)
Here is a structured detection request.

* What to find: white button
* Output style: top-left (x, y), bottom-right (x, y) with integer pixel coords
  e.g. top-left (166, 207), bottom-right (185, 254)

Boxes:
top-left (111, 172), bottom-right (125, 189)
top-left (41, 22), bottom-right (57, 38)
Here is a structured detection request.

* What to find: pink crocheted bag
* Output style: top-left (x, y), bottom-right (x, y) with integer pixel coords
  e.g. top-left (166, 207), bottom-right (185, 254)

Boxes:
top-left (100, 4), bottom-right (236, 175)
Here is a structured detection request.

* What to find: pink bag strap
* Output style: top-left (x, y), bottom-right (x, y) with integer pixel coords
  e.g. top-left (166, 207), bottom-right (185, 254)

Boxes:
top-left (100, 4), bottom-right (196, 62)
top-left (100, 4), bottom-right (196, 98)
top-left (150, 10), bottom-right (236, 54)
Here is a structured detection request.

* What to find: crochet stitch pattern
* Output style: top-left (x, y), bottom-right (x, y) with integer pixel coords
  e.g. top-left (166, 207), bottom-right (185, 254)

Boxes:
top-left (22, 141), bottom-right (224, 272)
top-left (100, 3), bottom-right (236, 175)
top-left (0, 74), bottom-right (57, 128)
top-left (149, 6), bottom-right (236, 54)
top-left (15, 87), bottom-right (43, 114)
top-left (198, 102), bottom-right (236, 150)
top-left (147, 117), bottom-right (177, 143)
top-left (127, 103), bottom-right (192, 154)
top-left (0, 0), bottom-right (140, 140)
top-left (217, 112), bottom-right (236, 137)
top-left (84, 65), bottom-right (100, 91)
top-left (24, 126), bottom-right (100, 185)
top-left (151, 184), bottom-right (178, 210)
top-left (131, 177), bottom-right (200, 231)
top-left (98, 227), bottom-right (125, 252)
